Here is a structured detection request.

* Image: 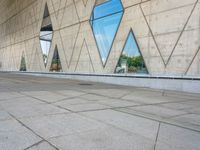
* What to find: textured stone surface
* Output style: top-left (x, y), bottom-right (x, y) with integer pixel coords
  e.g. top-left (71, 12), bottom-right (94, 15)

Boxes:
top-left (20, 113), bottom-right (107, 139)
top-left (49, 127), bottom-right (155, 150)
top-left (0, 73), bottom-right (200, 150)
top-left (81, 109), bottom-right (159, 140)
top-left (0, 119), bottom-right (41, 150)
top-left (155, 123), bottom-right (200, 150)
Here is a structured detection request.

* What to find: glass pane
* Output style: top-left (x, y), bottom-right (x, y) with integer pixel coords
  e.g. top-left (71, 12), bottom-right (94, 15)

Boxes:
top-left (43, 4), bottom-right (50, 18)
top-left (20, 52), bottom-right (26, 71)
top-left (92, 12), bottom-right (123, 64)
top-left (115, 32), bottom-right (148, 74)
top-left (92, 0), bottom-right (123, 19)
top-left (90, 0), bottom-right (123, 65)
top-left (39, 4), bottom-right (53, 67)
top-left (50, 47), bottom-right (62, 72)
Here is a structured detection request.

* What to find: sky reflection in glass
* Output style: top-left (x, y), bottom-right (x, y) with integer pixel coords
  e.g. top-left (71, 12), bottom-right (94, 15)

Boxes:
top-left (123, 32), bottom-right (140, 57)
top-left (91, 0), bottom-right (123, 64)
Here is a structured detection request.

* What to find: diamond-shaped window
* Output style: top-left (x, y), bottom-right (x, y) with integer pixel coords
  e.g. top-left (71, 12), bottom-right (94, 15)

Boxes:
top-left (39, 3), bottom-right (53, 67)
top-left (90, 0), bottom-right (124, 65)
top-left (115, 31), bottom-right (148, 74)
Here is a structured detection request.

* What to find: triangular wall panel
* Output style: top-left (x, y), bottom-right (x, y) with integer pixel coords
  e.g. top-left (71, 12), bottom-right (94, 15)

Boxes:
top-left (75, 40), bottom-right (94, 73)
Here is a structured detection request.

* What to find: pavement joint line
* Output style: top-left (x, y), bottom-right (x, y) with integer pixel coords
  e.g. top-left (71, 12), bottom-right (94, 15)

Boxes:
top-left (7, 112), bottom-right (60, 150)
top-left (80, 90), bottom-right (200, 103)
top-left (78, 91), bottom-right (130, 100)
top-left (6, 112), bottom-right (70, 121)
top-left (50, 93), bottom-right (89, 104)
top-left (164, 95), bottom-right (200, 101)
top-left (18, 91), bottom-right (75, 113)
top-left (77, 111), bottom-right (158, 142)
top-left (153, 122), bottom-right (161, 150)
top-left (123, 98), bottom-right (200, 108)
top-left (165, 112), bottom-right (191, 119)
top-left (24, 140), bottom-right (44, 150)
top-left (46, 128), bottom-right (106, 141)
top-left (53, 104), bottom-right (75, 113)
top-left (114, 108), bottom-right (200, 133)
top-left (61, 105), bottom-right (150, 113)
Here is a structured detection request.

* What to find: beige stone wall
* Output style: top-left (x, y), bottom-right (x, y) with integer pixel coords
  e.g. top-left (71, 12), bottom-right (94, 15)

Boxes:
top-left (0, 0), bottom-right (199, 76)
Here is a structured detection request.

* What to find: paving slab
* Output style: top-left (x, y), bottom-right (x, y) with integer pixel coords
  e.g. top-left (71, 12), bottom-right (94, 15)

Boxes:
top-left (87, 89), bottom-right (131, 98)
top-left (79, 93), bottom-right (109, 101)
top-left (49, 127), bottom-right (155, 150)
top-left (98, 98), bottom-right (140, 107)
top-left (171, 114), bottom-right (200, 127)
top-left (20, 113), bottom-right (107, 139)
top-left (2, 103), bottom-right (68, 119)
top-left (155, 123), bottom-right (200, 150)
top-left (21, 91), bottom-right (67, 103)
top-left (0, 73), bottom-right (200, 150)
top-left (54, 97), bottom-right (92, 105)
top-left (126, 105), bottom-right (188, 119)
top-left (185, 107), bottom-right (200, 114)
top-left (0, 119), bottom-right (41, 150)
top-left (121, 94), bottom-right (172, 104)
top-left (81, 109), bottom-right (159, 140)
top-left (58, 103), bottom-right (111, 112)
top-left (0, 110), bottom-right (12, 121)
top-left (158, 100), bottom-right (200, 110)
top-left (55, 90), bottom-right (86, 98)
top-left (0, 92), bottom-right (24, 101)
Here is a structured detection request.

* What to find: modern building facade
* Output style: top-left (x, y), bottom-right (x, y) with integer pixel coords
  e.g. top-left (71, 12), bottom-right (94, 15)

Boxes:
top-left (0, 0), bottom-right (200, 77)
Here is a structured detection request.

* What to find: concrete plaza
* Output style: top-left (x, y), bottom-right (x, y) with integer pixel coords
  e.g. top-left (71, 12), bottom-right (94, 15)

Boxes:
top-left (0, 73), bottom-right (200, 150)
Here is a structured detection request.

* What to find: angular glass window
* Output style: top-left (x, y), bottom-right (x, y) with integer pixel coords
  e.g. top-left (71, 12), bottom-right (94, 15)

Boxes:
top-left (40, 3), bottom-right (53, 66)
top-left (115, 31), bottom-right (148, 74)
top-left (20, 52), bottom-right (27, 71)
top-left (50, 46), bottom-right (62, 72)
top-left (90, 0), bottom-right (123, 65)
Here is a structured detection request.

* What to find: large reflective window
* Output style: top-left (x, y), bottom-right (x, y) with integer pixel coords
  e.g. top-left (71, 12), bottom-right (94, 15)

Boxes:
top-left (50, 46), bottom-right (62, 72)
top-left (115, 32), bottom-right (148, 74)
top-left (20, 52), bottom-right (27, 71)
top-left (90, 0), bottom-right (123, 65)
top-left (40, 4), bottom-right (53, 66)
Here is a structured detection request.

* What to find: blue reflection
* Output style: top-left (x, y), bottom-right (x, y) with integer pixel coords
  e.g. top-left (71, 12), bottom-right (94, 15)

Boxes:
top-left (90, 0), bottom-right (123, 64)
top-left (123, 32), bottom-right (140, 57)
top-left (92, 0), bottom-right (123, 19)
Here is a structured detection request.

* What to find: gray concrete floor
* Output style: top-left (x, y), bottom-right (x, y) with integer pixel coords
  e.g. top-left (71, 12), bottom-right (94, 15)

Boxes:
top-left (0, 73), bottom-right (200, 150)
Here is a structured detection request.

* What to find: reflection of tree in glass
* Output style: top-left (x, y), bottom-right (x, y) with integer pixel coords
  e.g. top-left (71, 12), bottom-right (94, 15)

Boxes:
top-left (20, 57), bottom-right (26, 71)
top-left (43, 54), bottom-right (47, 63)
top-left (117, 54), bottom-right (147, 73)
top-left (50, 48), bottom-right (62, 72)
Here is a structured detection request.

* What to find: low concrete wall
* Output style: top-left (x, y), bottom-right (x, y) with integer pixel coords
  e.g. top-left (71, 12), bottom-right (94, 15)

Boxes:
top-left (7, 71), bottom-right (200, 94)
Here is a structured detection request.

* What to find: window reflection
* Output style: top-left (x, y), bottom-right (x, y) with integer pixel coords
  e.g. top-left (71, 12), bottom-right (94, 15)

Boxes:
top-left (50, 46), bottom-right (62, 72)
top-left (115, 32), bottom-right (148, 74)
top-left (20, 52), bottom-right (26, 71)
top-left (39, 4), bottom-right (53, 66)
top-left (90, 0), bottom-right (123, 65)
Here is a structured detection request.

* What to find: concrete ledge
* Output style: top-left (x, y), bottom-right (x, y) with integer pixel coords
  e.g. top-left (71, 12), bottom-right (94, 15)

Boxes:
top-left (2, 71), bottom-right (200, 94)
